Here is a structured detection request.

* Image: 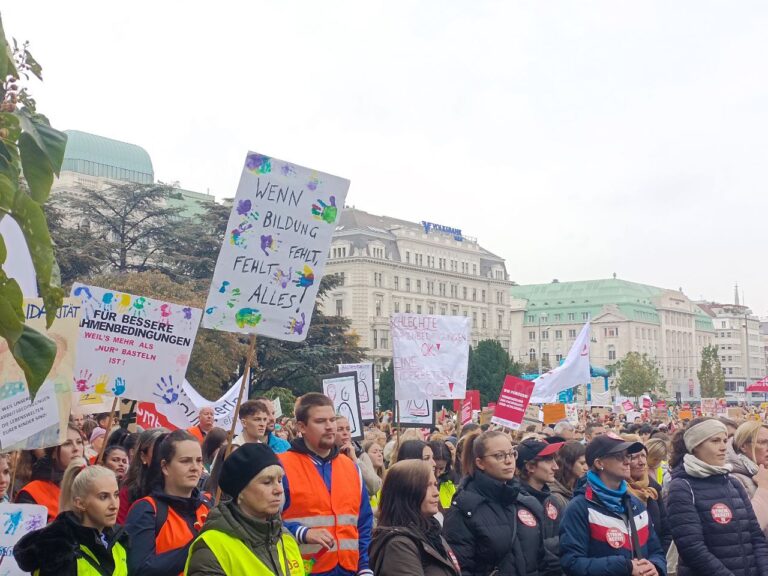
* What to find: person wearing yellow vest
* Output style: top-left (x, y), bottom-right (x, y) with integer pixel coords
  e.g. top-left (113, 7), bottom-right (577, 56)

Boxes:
top-left (430, 440), bottom-right (458, 510)
top-left (15, 462), bottom-right (128, 575)
top-left (279, 393), bottom-right (374, 576)
top-left (185, 442), bottom-right (304, 575)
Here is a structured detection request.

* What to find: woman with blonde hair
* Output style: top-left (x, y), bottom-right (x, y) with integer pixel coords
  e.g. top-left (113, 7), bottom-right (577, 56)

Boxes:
top-left (15, 460), bottom-right (127, 575)
top-left (644, 438), bottom-right (668, 486)
top-left (726, 419), bottom-right (768, 534)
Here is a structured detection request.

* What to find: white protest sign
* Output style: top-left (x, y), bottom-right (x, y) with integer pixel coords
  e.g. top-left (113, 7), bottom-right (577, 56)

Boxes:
top-left (0, 503), bottom-right (48, 574)
top-left (391, 314), bottom-right (470, 401)
top-left (338, 362), bottom-right (375, 421)
top-left (273, 397), bottom-right (283, 419)
top-left (71, 284), bottom-right (201, 403)
top-left (203, 152), bottom-right (349, 341)
top-left (0, 299), bottom-right (80, 451)
top-left (398, 399), bottom-right (434, 428)
top-left (322, 373), bottom-right (363, 440)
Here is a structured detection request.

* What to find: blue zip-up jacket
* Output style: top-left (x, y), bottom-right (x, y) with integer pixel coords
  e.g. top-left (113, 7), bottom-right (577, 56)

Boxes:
top-left (559, 478), bottom-right (666, 576)
top-left (281, 438), bottom-right (373, 576)
top-left (268, 430), bottom-right (291, 453)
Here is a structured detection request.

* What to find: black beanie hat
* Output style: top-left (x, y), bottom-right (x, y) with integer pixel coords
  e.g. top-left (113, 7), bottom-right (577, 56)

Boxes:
top-left (219, 443), bottom-right (282, 499)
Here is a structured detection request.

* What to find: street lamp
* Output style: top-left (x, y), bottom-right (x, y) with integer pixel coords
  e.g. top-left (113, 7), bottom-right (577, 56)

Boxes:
top-left (743, 313), bottom-right (752, 405)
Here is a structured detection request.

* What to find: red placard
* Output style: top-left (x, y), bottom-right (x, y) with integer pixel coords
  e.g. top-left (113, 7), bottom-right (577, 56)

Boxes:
top-left (460, 398), bottom-right (473, 426)
top-left (655, 400), bottom-right (666, 410)
top-left (642, 397), bottom-right (652, 410)
top-left (490, 375), bottom-right (535, 430)
top-left (136, 402), bottom-right (180, 431)
top-left (454, 390), bottom-right (480, 413)
top-left (622, 400), bottom-right (634, 412)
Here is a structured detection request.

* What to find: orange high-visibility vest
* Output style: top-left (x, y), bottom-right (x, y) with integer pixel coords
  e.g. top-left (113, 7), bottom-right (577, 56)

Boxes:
top-left (18, 480), bottom-right (60, 523)
top-left (186, 426), bottom-right (205, 443)
top-left (279, 451), bottom-right (361, 574)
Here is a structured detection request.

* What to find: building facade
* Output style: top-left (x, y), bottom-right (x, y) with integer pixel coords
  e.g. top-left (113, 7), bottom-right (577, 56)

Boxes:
top-left (322, 208), bottom-right (515, 377)
top-left (509, 278), bottom-right (715, 401)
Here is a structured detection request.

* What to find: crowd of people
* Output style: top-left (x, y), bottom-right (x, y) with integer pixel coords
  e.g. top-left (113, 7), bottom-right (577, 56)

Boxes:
top-left (5, 396), bottom-right (768, 576)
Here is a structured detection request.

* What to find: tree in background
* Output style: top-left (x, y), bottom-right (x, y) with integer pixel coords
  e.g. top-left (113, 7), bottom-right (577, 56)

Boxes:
top-left (614, 351), bottom-right (666, 401)
top-left (168, 200), bottom-right (230, 281)
top-left (698, 344), bottom-right (725, 398)
top-left (378, 361), bottom-right (394, 413)
top-left (260, 387), bottom-right (296, 418)
top-left (467, 340), bottom-right (522, 406)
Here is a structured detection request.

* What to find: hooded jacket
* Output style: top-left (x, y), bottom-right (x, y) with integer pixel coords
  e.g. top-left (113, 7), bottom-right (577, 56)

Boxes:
top-left (185, 500), bottom-right (297, 576)
top-left (14, 511), bottom-right (128, 576)
top-left (370, 522), bottom-right (460, 576)
top-left (443, 471), bottom-right (559, 576)
top-left (549, 479), bottom-right (574, 510)
top-left (667, 464), bottom-right (768, 576)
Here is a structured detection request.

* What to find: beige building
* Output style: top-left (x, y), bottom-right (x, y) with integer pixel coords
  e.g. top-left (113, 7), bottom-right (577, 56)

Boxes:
top-left (322, 208), bottom-right (516, 378)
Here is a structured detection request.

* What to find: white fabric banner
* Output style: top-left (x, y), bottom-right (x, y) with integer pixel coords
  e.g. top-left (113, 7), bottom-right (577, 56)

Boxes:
top-left (391, 314), bottom-right (470, 401)
top-left (152, 378), bottom-right (249, 433)
top-left (203, 152), bottom-right (349, 341)
top-left (338, 362), bottom-right (375, 421)
top-left (530, 323), bottom-right (591, 403)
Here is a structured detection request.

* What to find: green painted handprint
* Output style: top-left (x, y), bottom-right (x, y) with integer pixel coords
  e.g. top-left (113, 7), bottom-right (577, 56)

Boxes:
top-left (311, 196), bottom-right (338, 224)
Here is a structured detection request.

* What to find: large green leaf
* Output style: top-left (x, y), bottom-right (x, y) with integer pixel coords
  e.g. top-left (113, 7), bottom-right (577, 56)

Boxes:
top-left (16, 110), bottom-right (67, 178)
top-left (0, 272), bottom-right (24, 344)
top-left (0, 15), bottom-right (18, 82)
top-left (12, 324), bottom-right (56, 400)
top-left (18, 132), bottom-right (53, 203)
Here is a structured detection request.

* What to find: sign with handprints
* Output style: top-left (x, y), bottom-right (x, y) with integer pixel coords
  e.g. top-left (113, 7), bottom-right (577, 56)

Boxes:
top-left (0, 504), bottom-right (47, 575)
top-left (322, 372), bottom-right (364, 440)
top-left (0, 299), bottom-right (80, 450)
top-left (338, 363), bottom-right (376, 422)
top-left (202, 151), bottom-right (349, 341)
top-left (70, 284), bottom-right (201, 403)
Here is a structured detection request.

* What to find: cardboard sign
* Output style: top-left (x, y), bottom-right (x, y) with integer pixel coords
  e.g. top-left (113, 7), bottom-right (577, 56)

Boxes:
top-left (71, 284), bottom-right (200, 403)
top-left (701, 398), bottom-right (717, 416)
top-left (491, 375), bottom-right (535, 430)
top-left (678, 409), bottom-right (693, 421)
top-left (391, 314), bottom-right (470, 401)
top-left (203, 152), bottom-right (349, 341)
top-left (727, 407), bottom-right (742, 420)
top-left (651, 408), bottom-right (669, 422)
top-left (592, 407), bottom-right (611, 421)
top-left (0, 503), bottom-right (48, 574)
top-left (543, 403), bottom-right (567, 425)
top-left (322, 372), bottom-right (364, 440)
top-left (397, 398), bottom-right (435, 428)
top-left (479, 408), bottom-right (494, 426)
top-left (338, 363), bottom-right (375, 421)
top-left (525, 404), bottom-right (542, 422)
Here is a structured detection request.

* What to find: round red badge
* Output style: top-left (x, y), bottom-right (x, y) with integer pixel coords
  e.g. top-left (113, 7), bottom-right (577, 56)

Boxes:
top-left (711, 503), bottom-right (733, 524)
top-left (546, 501), bottom-right (558, 520)
top-left (605, 528), bottom-right (626, 549)
top-left (517, 509), bottom-right (537, 527)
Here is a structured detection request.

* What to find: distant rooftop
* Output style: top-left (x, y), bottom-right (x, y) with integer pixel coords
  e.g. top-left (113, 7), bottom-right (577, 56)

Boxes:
top-left (61, 130), bottom-right (154, 184)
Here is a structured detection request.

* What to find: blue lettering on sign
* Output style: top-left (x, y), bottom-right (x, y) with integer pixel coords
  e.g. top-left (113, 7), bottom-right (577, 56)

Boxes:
top-left (25, 303), bottom-right (81, 320)
top-left (421, 221), bottom-right (463, 241)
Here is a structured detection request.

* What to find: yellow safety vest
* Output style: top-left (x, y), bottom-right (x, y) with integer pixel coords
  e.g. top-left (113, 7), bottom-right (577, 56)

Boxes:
top-left (184, 529), bottom-right (305, 576)
top-left (439, 480), bottom-right (456, 509)
top-left (46, 542), bottom-right (128, 576)
top-left (370, 489), bottom-right (381, 511)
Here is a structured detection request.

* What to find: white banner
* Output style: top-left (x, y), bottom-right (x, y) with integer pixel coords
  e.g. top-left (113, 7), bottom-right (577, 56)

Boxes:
top-left (322, 373), bottom-right (363, 440)
top-left (0, 503), bottom-right (48, 575)
top-left (398, 399), bottom-right (434, 428)
top-left (391, 314), bottom-right (470, 401)
top-left (530, 323), bottom-right (591, 404)
top-left (338, 362), bottom-right (375, 421)
top-left (203, 152), bottom-right (349, 341)
top-left (71, 284), bottom-right (201, 403)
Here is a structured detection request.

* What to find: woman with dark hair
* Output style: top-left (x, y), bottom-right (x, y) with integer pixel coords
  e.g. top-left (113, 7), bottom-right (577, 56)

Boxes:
top-left (667, 417), bottom-right (768, 576)
top-left (551, 441), bottom-right (587, 508)
top-left (430, 440), bottom-right (459, 510)
top-left (102, 445), bottom-right (129, 485)
top-left (125, 429), bottom-right (211, 575)
top-left (443, 431), bottom-right (557, 576)
top-left (626, 443), bottom-right (671, 552)
top-left (370, 460), bottom-right (460, 576)
top-left (117, 428), bottom-right (166, 524)
top-left (16, 424), bottom-right (85, 523)
top-left (201, 427), bottom-right (228, 473)
top-left (396, 439), bottom-right (436, 470)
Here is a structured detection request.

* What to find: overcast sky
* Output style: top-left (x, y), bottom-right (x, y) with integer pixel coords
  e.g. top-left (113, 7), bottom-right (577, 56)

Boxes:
top-left (6, 2), bottom-right (767, 316)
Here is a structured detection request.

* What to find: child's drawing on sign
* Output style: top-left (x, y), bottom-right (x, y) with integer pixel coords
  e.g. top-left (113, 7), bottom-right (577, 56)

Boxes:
top-left (311, 195), bottom-right (338, 224)
top-left (153, 375), bottom-right (180, 404)
top-left (22, 512), bottom-right (44, 532)
top-left (230, 199), bottom-right (260, 247)
top-left (272, 267), bottom-right (292, 289)
top-left (322, 373), bottom-right (364, 440)
top-left (285, 313), bottom-right (306, 336)
top-left (2, 510), bottom-right (21, 535)
top-left (337, 386), bottom-right (358, 437)
top-left (407, 399), bottom-right (430, 417)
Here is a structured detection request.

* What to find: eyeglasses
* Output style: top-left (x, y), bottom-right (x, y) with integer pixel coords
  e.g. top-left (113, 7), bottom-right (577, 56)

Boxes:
top-left (484, 449), bottom-right (518, 462)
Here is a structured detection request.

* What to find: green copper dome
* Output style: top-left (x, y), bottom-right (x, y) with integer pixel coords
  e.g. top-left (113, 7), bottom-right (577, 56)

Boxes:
top-left (61, 130), bottom-right (154, 184)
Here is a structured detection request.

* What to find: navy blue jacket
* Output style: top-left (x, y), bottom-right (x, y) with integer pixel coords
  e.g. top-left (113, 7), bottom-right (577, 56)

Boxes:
top-left (559, 479), bottom-right (666, 576)
top-left (666, 465), bottom-right (768, 576)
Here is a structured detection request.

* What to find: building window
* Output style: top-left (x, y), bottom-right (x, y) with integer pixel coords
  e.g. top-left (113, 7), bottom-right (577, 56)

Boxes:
top-left (429, 305), bottom-right (435, 314)
top-left (463, 287), bottom-right (468, 300)
top-left (405, 251), bottom-right (410, 264)
top-left (482, 290), bottom-right (486, 302)
top-left (482, 314), bottom-right (487, 329)
top-left (336, 272), bottom-right (345, 286)
top-left (529, 331), bottom-right (536, 341)
top-left (374, 272), bottom-right (383, 287)
top-left (380, 330), bottom-right (389, 349)
top-left (497, 313), bottom-right (503, 330)
top-left (555, 354), bottom-right (563, 362)
top-left (394, 302), bottom-right (400, 313)
top-left (529, 349), bottom-right (537, 360)
top-left (473, 264), bottom-right (477, 275)
top-left (527, 315), bottom-right (535, 323)
top-left (568, 313), bottom-right (575, 321)
top-left (417, 305), bottom-right (422, 314)
top-left (441, 306), bottom-right (447, 315)
top-left (416, 280), bottom-right (422, 293)
top-left (394, 276), bottom-right (399, 290)
top-left (472, 289), bottom-right (477, 301)
top-left (542, 352), bottom-right (550, 364)
top-left (568, 329), bottom-right (577, 338)
top-left (405, 278), bottom-right (411, 292)
top-left (372, 329), bottom-right (378, 349)
top-left (605, 327), bottom-right (618, 338)
top-left (541, 330), bottom-right (549, 340)
top-left (554, 314), bottom-right (561, 321)
top-left (405, 303), bottom-right (411, 313)
top-left (555, 330), bottom-right (563, 340)
top-left (608, 346), bottom-right (616, 361)
top-left (472, 312), bottom-right (477, 326)
top-left (496, 292), bottom-right (504, 304)
top-left (375, 299), bottom-right (382, 317)
top-left (335, 299), bottom-right (343, 316)
top-left (452, 306), bottom-right (459, 316)
top-left (582, 312), bottom-right (590, 321)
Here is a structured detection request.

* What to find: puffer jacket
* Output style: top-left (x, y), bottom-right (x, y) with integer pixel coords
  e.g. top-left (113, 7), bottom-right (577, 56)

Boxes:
top-left (645, 477), bottom-right (672, 553)
top-left (443, 471), bottom-right (559, 576)
top-left (185, 500), bottom-right (296, 576)
top-left (520, 481), bottom-right (564, 572)
top-left (549, 479), bottom-right (574, 510)
top-left (667, 465), bottom-right (768, 576)
top-left (370, 521), bottom-right (460, 576)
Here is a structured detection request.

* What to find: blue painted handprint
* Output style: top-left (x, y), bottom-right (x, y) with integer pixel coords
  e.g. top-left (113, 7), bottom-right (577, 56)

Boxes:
top-left (112, 377), bottom-right (126, 396)
top-left (153, 376), bottom-right (180, 404)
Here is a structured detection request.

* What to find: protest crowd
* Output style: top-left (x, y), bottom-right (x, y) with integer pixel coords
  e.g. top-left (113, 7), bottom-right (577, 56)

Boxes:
top-left (6, 392), bottom-right (768, 576)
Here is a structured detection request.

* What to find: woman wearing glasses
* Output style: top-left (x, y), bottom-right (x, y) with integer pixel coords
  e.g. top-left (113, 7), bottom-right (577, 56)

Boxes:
top-left (559, 434), bottom-right (666, 576)
top-left (443, 431), bottom-right (557, 576)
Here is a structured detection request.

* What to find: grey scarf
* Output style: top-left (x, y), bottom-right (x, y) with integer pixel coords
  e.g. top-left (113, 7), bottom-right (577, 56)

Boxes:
top-left (683, 453), bottom-right (731, 478)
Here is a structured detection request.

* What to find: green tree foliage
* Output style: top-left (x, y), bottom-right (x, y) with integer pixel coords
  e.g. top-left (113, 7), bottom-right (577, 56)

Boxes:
top-left (614, 351), bottom-right (666, 401)
top-left (698, 344), bottom-right (725, 398)
top-left (167, 200), bottom-right (230, 281)
top-left (378, 361), bottom-right (394, 412)
top-left (260, 386), bottom-right (296, 417)
top-left (467, 340), bottom-right (522, 405)
top-left (0, 19), bottom-right (67, 397)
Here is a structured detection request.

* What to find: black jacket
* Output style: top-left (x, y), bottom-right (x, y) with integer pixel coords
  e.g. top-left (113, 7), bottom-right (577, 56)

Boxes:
top-left (645, 477), bottom-right (672, 553)
top-left (371, 521), bottom-right (461, 576)
top-left (14, 511), bottom-right (127, 576)
top-left (667, 465), bottom-right (768, 576)
top-left (443, 471), bottom-right (559, 576)
top-left (520, 481), bottom-right (564, 571)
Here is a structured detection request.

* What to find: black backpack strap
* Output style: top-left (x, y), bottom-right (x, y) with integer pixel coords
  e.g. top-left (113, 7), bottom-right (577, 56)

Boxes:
top-left (373, 530), bottom-right (425, 574)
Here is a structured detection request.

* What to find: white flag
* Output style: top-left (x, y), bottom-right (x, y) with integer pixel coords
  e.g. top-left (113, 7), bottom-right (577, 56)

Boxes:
top-left (530, 323), bottom-right (591, 403)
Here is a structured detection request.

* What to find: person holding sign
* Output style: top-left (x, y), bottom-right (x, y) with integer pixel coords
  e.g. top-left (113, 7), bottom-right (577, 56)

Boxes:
top-left (125, 430), bottom-right (212, 576)
top-left (15, 463), bottom-right (128, 576)
top-left (185, 443), bottom-right (304, 576)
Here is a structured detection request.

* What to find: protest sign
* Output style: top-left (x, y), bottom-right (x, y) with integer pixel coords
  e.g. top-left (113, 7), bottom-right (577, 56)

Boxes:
top-left (641, 396), bottom-right (652, 410)
top-left (0, 503), bottom-right (48, 574)
top-left (591, 388), bottom-right (612, 407)
top-left (679, 409), bottom-right (694, 421)
top-left (460, 398), bottom-right (473, 426)
top-left (525, 404), bottom-right (542, 423)
top-left (322, 372), bottom-right (363, 440)
top-left (543, 403), bottom-right (567, 425)
top-left (0, 299), bottom-right (79, 451)
top-left (273, 397), bottom-right (283, 419)
top-left (625, 410), bottom-right (642, 422)
top-left (203, 152), bottom-right (349, 342)
top-left (655, 400), bottom-right (667, 410)
top-left (566, 404), bottom-right (580, 424)
top-left (479, 408), bottom-right (494, 426)
top-left (701, 398), bottom-right (717, 416)
top-left (391, 314), bottom-right (470, 401)
top-left (398, 399), bottom-right (435, 428)
top-left (592, 407), bottom-right (611, 421)
top-left (71, 284), bottom-right (200, 404)
top-left (621, 400), bottom-right (634, 412)
top-left (491, 375), bottom-right (535, 430)
top-left (727, 407), bottom-right (742, 420)
top-left (338, 362), bottom-right (375, 421)
top-left (453, 390), bottom-right (480, 413)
